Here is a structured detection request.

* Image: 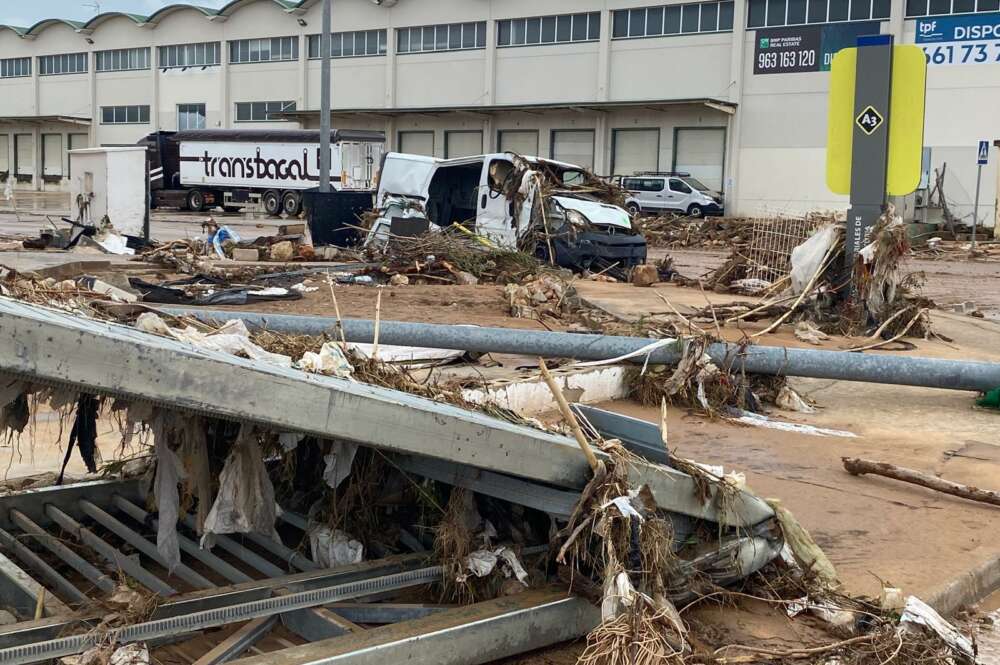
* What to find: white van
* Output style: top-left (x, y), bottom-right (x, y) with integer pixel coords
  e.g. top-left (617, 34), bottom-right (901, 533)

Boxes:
top-left (366, 152), bottom-right (647, 275)
top-left (621, 173), bottom-right (723, 217)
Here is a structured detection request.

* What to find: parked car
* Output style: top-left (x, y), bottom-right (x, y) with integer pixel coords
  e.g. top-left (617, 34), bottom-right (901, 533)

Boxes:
top-left (620, 172), bottom-right (724, 217)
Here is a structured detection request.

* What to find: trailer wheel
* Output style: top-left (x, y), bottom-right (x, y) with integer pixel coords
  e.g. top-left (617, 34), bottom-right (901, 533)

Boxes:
top-left (281, 191), bottom-right (302, 217)
top-left (262, 190), bottom-right (282, 216)
top-left (186, 189), bottom-right (205, 213)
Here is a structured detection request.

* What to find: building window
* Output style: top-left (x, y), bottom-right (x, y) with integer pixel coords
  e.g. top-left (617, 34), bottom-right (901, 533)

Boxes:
top-left (158, 42), bottom-right (221, 69)
top-left (234, 101), bottom-right (296, 122)
top-left (0, 58), bottom-right (31, 78)
top-left (178, 104), bottom-right (207, 130)
top-left (96, 48), bottom-right (150, 72)
top-left (613, 2), bottom-right (734, 37)
top-left (905, 0), bottom-right (998, 16)
top-left (229, 37), bottom-right (299, 64)
top-left (398, 131), bottom-right (434, 156)
top-left (497, 13), bottom-right (600, 47)
top-left (307, 31), bottom-right (387, 58)
top-left (101, 105), bottom-right (151, 125)
top-left (38, 53), bottom-right (88, 76)
top-left (397, 22), bottom-right (487, 54)
top-left (747, 0), bottom-right (890, 26)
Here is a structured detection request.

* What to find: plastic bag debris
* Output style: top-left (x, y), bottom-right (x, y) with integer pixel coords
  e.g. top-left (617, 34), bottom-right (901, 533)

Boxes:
top-left (135, 313), bottom-right (292, 367)
top-left (601, 495), bottom-right (645, 521)
top-left (794, 321), bottom-right (830, 346)
top-left (899, 596), bottom-right (975, 662)
top-left (279, 432), bottom-right (304, 453)
top-left (109, 644), bottom-right (149, 665)
top-left (460, 547), bottom-right (529, 586)
top-left (152, 416), bottom-right (186, 573)
top-left (322, 441), bottom-right (359, 489)
top-left (298, 342), bottom-right (354, 377)
top-left (788, 224), bottom-right (839, 296)
top-left (775, 385), bottom-right (817, 413)
top-left (727, 409), bottom-right (857, 438)
top-left (309, 526), bottom-right (364, 567)
top-left (209, 225), bottom-right (240, 258)
top-left (201, 426), bottom-right (281, 549)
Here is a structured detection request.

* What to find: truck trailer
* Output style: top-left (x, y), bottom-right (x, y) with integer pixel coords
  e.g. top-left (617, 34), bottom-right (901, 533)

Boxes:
top-left (137, 129), bottom-right (385, 217)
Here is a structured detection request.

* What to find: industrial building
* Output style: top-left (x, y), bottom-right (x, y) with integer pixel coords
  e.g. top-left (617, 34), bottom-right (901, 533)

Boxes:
top-left (0, 0), bottom-right (996, 223)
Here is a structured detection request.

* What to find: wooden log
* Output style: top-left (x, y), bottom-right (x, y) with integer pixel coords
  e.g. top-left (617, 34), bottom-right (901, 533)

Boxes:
top-left (842, 457), bottom-right (1000, 507)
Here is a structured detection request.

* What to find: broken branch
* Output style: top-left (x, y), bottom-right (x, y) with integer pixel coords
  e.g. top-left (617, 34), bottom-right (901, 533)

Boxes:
top-left (842, 457), bottom-right (1000, 507)
top-left (538, 359), bottom-right (600, 472)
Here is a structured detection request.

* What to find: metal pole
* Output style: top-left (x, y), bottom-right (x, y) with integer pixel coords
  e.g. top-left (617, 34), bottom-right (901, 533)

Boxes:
top-left (158, 308), bottom-right (1000, 393)
top-left (319, 0), bottom-right (332, 193)
top-left (972, 162), bottom-right (982, 251)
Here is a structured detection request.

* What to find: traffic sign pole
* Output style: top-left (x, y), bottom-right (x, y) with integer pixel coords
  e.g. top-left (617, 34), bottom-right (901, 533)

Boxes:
top-left (845, 35), bottom-right (894, 277)
top-left (973, 140), bottom-right (989, 251)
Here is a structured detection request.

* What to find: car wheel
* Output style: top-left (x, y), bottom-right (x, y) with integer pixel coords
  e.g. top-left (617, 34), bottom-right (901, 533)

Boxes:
top-left (262, 190), bottom-right (282, 216)
top-left (626, 203), bottom-right (641, 216)
top-left (687, 204), bottom-right (704, 218)
top-left (186, 189), bottom-right (205, 213)
top-left (282, 191), bottom-right (302, 217)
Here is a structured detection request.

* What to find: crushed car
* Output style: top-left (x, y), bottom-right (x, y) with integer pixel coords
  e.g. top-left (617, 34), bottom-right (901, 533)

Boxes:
top-left (365, 152), bottom-right (647, 277)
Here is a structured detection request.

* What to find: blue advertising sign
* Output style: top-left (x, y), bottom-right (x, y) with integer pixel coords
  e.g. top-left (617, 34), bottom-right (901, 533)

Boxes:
top-left (915, 13), bottom-right (1000, 65)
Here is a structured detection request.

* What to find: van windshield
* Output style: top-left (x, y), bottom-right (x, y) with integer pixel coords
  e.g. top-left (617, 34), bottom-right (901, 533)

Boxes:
top-left (684, 177), bottom-right (710, 191)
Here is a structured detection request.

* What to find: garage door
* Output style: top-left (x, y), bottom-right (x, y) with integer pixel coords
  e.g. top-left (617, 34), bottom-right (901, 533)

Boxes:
top-left (398, 131), bottom-right (434, 156)
top-left (612, 129), bottom-right (659, 176)
top-left (0, 136), bottom-right (8, 174)
top-left (15, 134), bottom-right (33, 176)
top-left (445, 131), bottom-right (483, 158)
top-left (43, 135), bottom-right (63, 177)
top-left (673, 128), bottom-right (725, 191)
top-left (551, 130), bottom-right (595, 170)
top-left (498, 130), bottom-right (538, 157)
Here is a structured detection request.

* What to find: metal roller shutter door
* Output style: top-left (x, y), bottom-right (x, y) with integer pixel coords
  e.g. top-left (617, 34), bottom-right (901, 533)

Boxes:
top-left (674, 128), bottom-right (725, 191)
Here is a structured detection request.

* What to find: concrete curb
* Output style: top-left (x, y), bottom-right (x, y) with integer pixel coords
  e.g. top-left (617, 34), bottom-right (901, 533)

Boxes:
top-left (926, 551), bottom-right (1000, 618)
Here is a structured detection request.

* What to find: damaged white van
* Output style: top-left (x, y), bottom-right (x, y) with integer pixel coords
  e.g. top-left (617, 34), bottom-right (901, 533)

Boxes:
top-left (365, 152), bottom-right (647, 276)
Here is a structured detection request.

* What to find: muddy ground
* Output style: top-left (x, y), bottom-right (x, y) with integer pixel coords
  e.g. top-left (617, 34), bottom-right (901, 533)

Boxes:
top-left (1, 216), bottom-right (998, 661)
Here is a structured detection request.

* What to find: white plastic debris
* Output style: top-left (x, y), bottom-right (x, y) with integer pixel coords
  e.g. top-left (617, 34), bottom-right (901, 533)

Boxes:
top-left (135, 313), bottom-right (292, 367)
top-left (346, 343), bottom-right (463, 367)
top-left (788, 224), bottom-right (840, 295)
top-left (309, 526), bottom-right (364, 567)
top-left (201, 426), bottom-right (281, 549)
top-left (775, 385), bottom-right (817, 413)
top-left (794, 321), bottom-right (830, 346)
top-left (152, 417), bottom-right (186, 573)
top-left (93, 231), bottom-right (135, 256)
top-left (109, 644), bottom-right (149, 665)
top-left (601, 570), bottom-right (638, 620)
top-left (290, 282), bottom-right (319, 293)
top-left (899, 596), bottom-right (975, 662)
top-left (298, 342), bottom-right (354, 377)
top-left (322, 441), bottom-right (359, 489)
top-left (601, 496), bottom-right (645, 521)
top-left (460, 547), bottom-right (529, 587)
top-left (279, 432), bottom-right (304, 452)
top-left (729, 410), bottom-right (857, 438)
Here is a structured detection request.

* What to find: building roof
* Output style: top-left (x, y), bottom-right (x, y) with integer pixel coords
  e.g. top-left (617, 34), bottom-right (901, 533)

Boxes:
top-left (0, 0), bottom-right (311, 38)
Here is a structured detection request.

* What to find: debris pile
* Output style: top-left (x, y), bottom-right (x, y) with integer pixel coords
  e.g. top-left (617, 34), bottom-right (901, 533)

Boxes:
top-left (504, 273), bottom-right (574, 320)
top-left (635, 215), bottom-right (753, 248)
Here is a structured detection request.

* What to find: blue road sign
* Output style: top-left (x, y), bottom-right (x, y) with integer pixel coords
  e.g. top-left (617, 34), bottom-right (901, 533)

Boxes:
top-left (979, 140), bottom-right (990, 165)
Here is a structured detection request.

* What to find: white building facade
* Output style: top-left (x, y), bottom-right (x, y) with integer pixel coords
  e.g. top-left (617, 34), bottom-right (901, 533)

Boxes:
top-left (0, 0), bottom-right (996, 223)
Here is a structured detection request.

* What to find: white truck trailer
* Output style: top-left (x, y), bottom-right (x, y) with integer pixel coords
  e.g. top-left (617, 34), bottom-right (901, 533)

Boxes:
top-left (138, 129), bottom-right (384, 217)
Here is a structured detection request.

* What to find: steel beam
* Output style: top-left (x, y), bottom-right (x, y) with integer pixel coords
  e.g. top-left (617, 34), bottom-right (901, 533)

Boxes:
top-left (572, 404), bottom-right (670, 464)
top-left (9, 510), bottom-right (115, 594)
top-left (78, 500), bottom-right (214, 590)
top-left (44, 505), bottom-right (177, 597)
top-left (280, 607), bottom-right (359, 641)
top-left (0, 479), bottom-right (142, 531)
top-left (192, 615), bottom-right (278, 665)
top-left (228, 591), bottom-right (601, 665)
top-left (324, 603), bottom-right (450, 624)
top-left (179, 515), bottom-right (285, 579)
top-left (113, 496), bottom-right (253, 585)
top-left (0, 527), bottom-right (87, 608)
top-left (0, 298), bottom-right (773, 529)
top-left (165, 308), bottom-right (1000, 393)
top-left (392, 454), bottom-right (579, 520)
top-left (243, 532), bottom-right (318, 572)
top-left (0, 566), bottom-right (443, 664)
top-left (0, 551), bottom-right (52, 620)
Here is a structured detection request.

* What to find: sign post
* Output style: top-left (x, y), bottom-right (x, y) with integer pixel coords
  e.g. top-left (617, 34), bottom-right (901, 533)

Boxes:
top-left (973, 140), bottom-right (989, 250)
top-left (827, 38), bottom-right (927, 301)
top-left (845, 35), bottom-right (894, 267)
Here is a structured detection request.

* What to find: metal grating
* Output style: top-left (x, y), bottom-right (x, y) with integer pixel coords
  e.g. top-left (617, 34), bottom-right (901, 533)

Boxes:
top-left (742, 216), bottom-right (824, 290)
